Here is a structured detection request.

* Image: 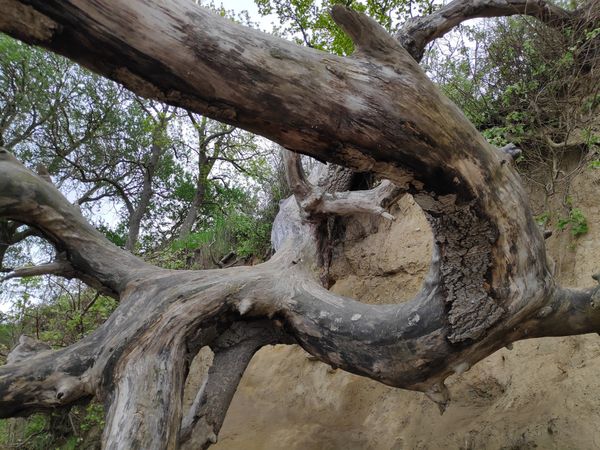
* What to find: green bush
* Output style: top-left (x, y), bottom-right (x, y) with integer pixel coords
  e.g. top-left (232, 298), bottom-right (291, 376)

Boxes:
top-left (557, 207), bottom-right (588, 237)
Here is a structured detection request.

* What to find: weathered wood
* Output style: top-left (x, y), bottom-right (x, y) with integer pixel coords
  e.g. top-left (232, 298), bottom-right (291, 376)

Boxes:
top-left (0, 148), bottom-right (149, 294)
top-left (1, 151), bottom-right (600, 446)
top-left (396, 0), bottom-right (579, 61)
top-left (0, 1), bottom-right (507, 190)
top-left (180, 321), bottom-right (290, 449)
top-left (283, 151), bottom-right (401, 221)
top-left (1, 1), bottom-right (600, 448)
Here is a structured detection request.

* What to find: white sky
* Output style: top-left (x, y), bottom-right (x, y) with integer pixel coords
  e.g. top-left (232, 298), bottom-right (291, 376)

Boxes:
top-left (215, 0), bottom-right (279, 30)
top-left (222, 0), bottom-right (262, 17)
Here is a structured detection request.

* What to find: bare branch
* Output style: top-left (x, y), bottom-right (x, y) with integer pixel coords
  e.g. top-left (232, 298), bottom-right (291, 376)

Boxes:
top-left (1, 257), bottom-right (75, 282)
top-left (62, 154), bottom-right (135, 215)
top-left (0, 252), bottom-right (118, 298)
top-left (0, 3), bottom-right (599, 448)
top-left (6, 335), bottom-right (51, 364)
top-left (0, 147), bottom-right (150, 295)
top-left (284, 151), bottom-right (401, 220)
top-left (396, 0), bottom-right (578, 61)
top-left (283, 151), bottom-right (312, 200)
top-left (180, 321), bottom-right (289, 449)
top-left (202, 127), bottom-right (236, 148)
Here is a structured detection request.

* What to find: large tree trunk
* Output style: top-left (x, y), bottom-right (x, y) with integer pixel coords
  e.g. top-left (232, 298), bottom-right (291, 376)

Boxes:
top-left (0, 1), bottom-right (599, 449)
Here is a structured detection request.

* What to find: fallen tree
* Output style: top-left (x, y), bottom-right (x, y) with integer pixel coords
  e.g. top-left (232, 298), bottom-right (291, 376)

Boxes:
top-left (0, 0), bottom-right (599, 448)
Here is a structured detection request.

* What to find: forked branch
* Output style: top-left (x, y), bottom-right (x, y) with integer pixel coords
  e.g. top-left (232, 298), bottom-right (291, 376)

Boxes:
top-left (284, 151), bottom-right (401, 221)
top-left (0, 147), bottom-right (151, 295)
top-left (0, 2), bottom-right (600, 449)
top-left (1, 258), bottom-right (74, 282)
top-left (180, 321), bottom-right (290, 450)
top-left (1, 155), bottom-right (600, 448)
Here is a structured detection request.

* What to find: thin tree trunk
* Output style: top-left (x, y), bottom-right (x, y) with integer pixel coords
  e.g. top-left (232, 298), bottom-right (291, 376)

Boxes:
top-left (178, 153), bottom-right (214, 240)
top-left (125, 141), bottom-right (164, 251)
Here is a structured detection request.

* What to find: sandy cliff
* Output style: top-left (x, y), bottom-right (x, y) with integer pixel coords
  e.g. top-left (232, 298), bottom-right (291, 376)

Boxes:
top-left (201, 168), bottom-right (600, 450)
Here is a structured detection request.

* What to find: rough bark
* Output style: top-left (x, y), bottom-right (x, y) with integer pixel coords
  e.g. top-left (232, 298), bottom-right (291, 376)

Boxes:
top-left (284, 151), bottom-right (401, 221)
top-left (179, 321), bottom-right (291, 450)
top-left (0, 1), bottom-right (600, 449)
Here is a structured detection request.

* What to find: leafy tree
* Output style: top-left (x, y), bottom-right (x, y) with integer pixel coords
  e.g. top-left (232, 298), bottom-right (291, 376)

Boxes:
top-left (428, 14), bottom-right (600, 184)
top-left (255, 0), bottom-right (438, 54)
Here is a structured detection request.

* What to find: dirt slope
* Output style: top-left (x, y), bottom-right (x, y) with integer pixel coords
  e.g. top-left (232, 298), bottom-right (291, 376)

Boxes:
top-left (206, 169), bottom-right (600, 450)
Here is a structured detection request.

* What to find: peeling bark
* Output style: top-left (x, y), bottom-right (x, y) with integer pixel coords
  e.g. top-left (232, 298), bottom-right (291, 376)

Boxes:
top-left (0, 1), bottom-right (599, 449)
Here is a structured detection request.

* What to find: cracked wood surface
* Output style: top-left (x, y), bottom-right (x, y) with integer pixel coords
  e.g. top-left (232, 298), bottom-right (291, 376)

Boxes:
top-left (1, 1), bottom-right (600, 449)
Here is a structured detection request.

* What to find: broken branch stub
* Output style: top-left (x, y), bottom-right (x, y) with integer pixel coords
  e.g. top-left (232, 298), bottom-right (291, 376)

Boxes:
top-left (283, 151), bottom-right (401, 222)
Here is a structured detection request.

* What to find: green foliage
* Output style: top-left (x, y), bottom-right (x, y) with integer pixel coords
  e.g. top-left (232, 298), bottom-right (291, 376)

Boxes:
top-left (535, 212), bottom-right (551, 227)
top-left (429, 13), bottom-right (600, 183)
top-left (0, 402), bottom-right (105, 450)
top-left (582, 128), bottom-right (600, 150)
top-left (0, 33), bottom-right (278, 258)
top-left (154, 147), bottom-right (289, 269)
top-left (557, 207), bottom-right (588, 237)
top-left (170, 209), bottom-right (273, 261)
top-left (2, 281), bottom-right (117, 348)
top-left (172, 173), bottom-right (197, 203)
top-left (0, 282), bottom-right (113, 448)
top-left (0, 414), bottom-right (52, 450)
top-left (255, 0), bottom-right (437, 55)
top-left (79, 403), bottom-right (105, 433)
top-left (228, 212), bottom-right (273, 258)
top-left (96, 223), bottom-right (128, 248)
top-left (482, 127), bottom-right (511, 147)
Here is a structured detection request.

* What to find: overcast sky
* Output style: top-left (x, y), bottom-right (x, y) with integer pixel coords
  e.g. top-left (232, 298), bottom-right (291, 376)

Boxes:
top-left (216, 0), bottom-right (279, 30)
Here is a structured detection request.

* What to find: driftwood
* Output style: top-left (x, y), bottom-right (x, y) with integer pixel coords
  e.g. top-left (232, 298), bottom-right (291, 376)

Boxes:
top-left (0, 0), bottom-right (599, 448)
